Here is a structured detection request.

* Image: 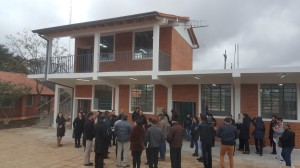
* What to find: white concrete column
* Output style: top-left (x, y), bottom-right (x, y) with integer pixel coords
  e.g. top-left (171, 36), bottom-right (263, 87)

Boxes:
top-left (114, 87), bottom-right (119, 114)
top-left (53, 84), bottom-right (60, 128)
top-left (93, 33), bottom-right (100, 80)
top-left (152, 24), bottom-right (160, 79)
top-left (234, 84), bottom-right (241, 121)
top-left (167, 86), bottom-right (173, 118)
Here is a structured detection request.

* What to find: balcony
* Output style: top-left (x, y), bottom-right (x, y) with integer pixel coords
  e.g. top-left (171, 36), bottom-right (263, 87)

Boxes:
top-left (29, 50), bottom-right (170, 74)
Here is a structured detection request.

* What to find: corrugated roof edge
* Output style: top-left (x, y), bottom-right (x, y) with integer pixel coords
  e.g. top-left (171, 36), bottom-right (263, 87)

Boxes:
top-left (32, 11), bottom-right (190, 35)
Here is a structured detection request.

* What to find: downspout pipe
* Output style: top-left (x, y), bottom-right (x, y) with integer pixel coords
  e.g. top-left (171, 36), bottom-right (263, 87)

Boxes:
top-left (38, 35), bottom-right (49, 81)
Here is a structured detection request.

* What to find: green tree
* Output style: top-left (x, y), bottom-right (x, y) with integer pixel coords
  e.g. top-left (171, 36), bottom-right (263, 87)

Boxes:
top-left (0, 44), bottom-right (27, 73)
top-left (0, 80), bottom-right (32, 124)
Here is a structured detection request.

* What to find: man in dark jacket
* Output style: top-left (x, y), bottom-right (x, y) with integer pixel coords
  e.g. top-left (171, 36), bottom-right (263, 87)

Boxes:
top-left (146, 119), bottom-right (163, 168)
top-left (84, 112), bottom-right (94, 166)
top-left (94, 115), bottom-right (110, 168)
top-left (199, 113), bottom-right (215, 168)
top-left (132, 106), bottom-right (140, 122)
top-left (217, 117), bottom-right (238, 168)
top-left (251, 117), bottom-right (265, 156)
top-left (237, 113), bottom-right (251, 154)
top-left (73, 112), bottom-right (84, 148)
top-left (279, 123), bottom-right (295, 167)
top-left (110, 110), bottom-right (118, 146)
top-left (269, 115), bottom-right (277, 154)
top-left (166, 117), bottom-right (184, 168)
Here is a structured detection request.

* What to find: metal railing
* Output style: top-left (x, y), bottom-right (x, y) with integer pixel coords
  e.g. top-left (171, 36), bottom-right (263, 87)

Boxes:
top-left (30, 50), bottom-right (171, 74)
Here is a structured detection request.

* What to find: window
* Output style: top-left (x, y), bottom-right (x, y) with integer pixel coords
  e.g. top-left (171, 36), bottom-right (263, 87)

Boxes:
top-left (260, 84), bottom-right (297, 120)
top-left (134, 31), bottom-right (153, 60)
top-left (0, 98), bottom-right (14, 108)
top-left (100, 35), bottom-right (114, 62)
top-left (94, 85), bottom-right (113, 110)
top-left (131, 84), bottom-right (154, 113)
top-left (201, 84), bottom-right (231, 116)
top-left (26, 95), bottom-right (33, 107)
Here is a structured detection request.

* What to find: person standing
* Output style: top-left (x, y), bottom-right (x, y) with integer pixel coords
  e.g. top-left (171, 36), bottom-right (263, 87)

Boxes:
top-left (279, 123), bottom-right (295, 167)
top-left (251, 117), bottom-right (265, 156)
top-left (130, 119), bottom-right (146, 168)
top-left (73, 112), bottom-right (84, 148)
top-left (138, 110), bottom-right (148, 128)
top-left (132, 106), bottom-right (140, 122)
top-left (269, 115), bottom-right (277, 154)
top-left (110, 110), bottom-right (118, 146)
top-left (84, 112), bottom-right (95, 166)
top-left (199, 113), bottom-right (215, 168)
top-left (273, 117), bottom-right (284, 161)
top-left (56, 112), bottom-right (66, 147)
top-left (217, 117), bottom-right (238, 168)
top-left (94, 115), bottom-right (110, 168)
top-left (146, 119), bottom-right (163, 168)
top-left (191, 117), bottom-right (200, 157)
top-left (166, 117), bottom-right (184, 168)
top-left (114, 115), bottom-right (132, 167)
top-left (237, 113), bottom-right (251, 154)
top-left (183, 113), bottom-right (193, 140)
top-left (158, 112), bottom-right (170, 161)
top-left (162, 108), bottom-right (171, 125)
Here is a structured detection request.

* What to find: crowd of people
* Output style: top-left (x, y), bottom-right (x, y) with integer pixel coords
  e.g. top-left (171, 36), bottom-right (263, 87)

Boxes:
top-left (55, 109), bottom-right (296, 168)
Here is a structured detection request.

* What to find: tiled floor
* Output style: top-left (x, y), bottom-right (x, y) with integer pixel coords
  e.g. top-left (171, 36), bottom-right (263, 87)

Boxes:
top-left (0, 127), bottom-right (299, 168)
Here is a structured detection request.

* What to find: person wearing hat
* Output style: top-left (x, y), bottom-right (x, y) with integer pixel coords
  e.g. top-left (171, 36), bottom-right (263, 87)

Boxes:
top-left (279, 123), bottom-right (295, 167)
top-left (166, 116), bottom-right (184, 168)
top-left (114, 114), bottom-right (132, 167)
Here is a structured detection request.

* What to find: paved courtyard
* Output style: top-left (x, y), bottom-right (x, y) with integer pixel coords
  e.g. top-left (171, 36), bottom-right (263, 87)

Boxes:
top-left (0, 127), bottom-right (299, 168)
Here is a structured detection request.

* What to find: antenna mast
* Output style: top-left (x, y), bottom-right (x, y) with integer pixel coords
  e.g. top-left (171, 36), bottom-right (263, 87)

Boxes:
top-left (223, 50), bottom-right (227, 69)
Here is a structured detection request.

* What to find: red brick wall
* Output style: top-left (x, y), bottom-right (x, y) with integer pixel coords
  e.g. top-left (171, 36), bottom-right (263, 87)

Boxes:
top-left (115, 32), bottom-right (132, 52)
top-left (172, 85), bottom-right (199, 112)
top-left (155, 84), bottom-right (168, 115)
top-left (75, 85), bottom-right (92, 98)
top-left (171, 28), bottom-right (193, 70)
top-left (74, 36), bottom-right (94, 72)
top-left (119, 85), bottom-right (130, 122)
top-left (159, 27), bottom-right (172, 56)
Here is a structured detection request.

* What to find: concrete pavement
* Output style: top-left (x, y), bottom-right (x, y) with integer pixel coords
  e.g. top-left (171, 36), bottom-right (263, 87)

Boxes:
top-left (0, 127), bottom-right (299, 168)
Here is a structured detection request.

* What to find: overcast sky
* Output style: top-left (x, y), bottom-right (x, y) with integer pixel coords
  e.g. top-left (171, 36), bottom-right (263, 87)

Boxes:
top-left (1, 0), bottom-right (300, 70)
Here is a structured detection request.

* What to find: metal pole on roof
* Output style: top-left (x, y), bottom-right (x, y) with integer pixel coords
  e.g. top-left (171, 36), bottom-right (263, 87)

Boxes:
top-left (224, 50), bottom-right (227, 69)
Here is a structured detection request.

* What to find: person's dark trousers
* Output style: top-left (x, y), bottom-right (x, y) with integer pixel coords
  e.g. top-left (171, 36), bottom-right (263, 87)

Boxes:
top-left (111, 131), bottom-right (116, 145)
top-left (255, 138), bottom-right (264, 155)
top-left (95, 153), bottom-right (105, 168)
top-left (146, 148), bottom-right (150, 163)
top-left (244, 139), bottom-right (250, 151)
top-left (170, 147), bottom-right (182, 168)
top-left (201, 143), bottom-right (212, 168)
top-left (148, 147), bottom-right (159, 168)
top-left (270, 138), bottom-right (277, 154)
top-left (281, 147), bottom-right (293, 166)
top-left (132, 151), bottom-right (142, 168)
top-left (159, 140), bottom-right (166, 159)
top-left (75, 138), bottom-right (81, 147)
top-left (239, 138), bottom-right (244, 150)
top-left (193, 139), bottom-right (198, 154)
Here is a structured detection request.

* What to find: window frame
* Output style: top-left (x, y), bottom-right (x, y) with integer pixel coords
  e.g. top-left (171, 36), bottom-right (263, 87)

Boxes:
top-left (200, 84), bottom-right (232, 117)
top-left (259, 83), bottom-right (298, 121)
top-left (129, 84), bottom-right (155, 114)
top-left (132, 30), bottom-right (153, 60)
top-left (93, 85), bottom-right (113, 111)
top-left (99, 34), bottom-right (115, 62)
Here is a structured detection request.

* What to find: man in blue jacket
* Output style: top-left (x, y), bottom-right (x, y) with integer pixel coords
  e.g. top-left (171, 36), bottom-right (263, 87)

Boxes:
top-left (279, 123), bottom-right (295, 167)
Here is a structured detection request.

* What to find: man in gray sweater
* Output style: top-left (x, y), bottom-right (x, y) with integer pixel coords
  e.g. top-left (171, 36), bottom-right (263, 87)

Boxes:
top-left (146, 119), bottom-right (163, 168)
top-left (114, 115), bottom-right (132, 167)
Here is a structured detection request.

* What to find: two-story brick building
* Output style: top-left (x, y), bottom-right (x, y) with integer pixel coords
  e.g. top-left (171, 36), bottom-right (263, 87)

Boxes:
top-left (30, 12), bottom-right (300, 148)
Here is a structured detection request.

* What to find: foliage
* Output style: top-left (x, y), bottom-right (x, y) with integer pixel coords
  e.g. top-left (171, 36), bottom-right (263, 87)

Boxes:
top-left (0, 80), bottom-right (32, 124)
top-left (5, 29), bottom-right (68, 74)
top-left (0, 45), bottom-right (27, 73)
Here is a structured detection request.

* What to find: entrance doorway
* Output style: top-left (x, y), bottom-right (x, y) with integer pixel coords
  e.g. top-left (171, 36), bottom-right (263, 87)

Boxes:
top-left (172, 101), bottom-right (196, 125)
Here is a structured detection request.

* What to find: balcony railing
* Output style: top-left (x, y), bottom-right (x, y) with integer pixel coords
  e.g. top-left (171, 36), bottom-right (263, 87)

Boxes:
top-left (30, 50), bottom-right (170, 74)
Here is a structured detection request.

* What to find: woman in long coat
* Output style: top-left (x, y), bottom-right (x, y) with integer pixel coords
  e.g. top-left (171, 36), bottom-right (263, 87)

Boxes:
top-left (56, 112), bottom-right (66, 147)
top-left (73, 112), bottom-right (84, 148)
top-left (130, 119), bottom-right (146, 168)
top-left (238, 113), bottom-right (251, 154)
top-left (251, 117), bottom-right (265, 156)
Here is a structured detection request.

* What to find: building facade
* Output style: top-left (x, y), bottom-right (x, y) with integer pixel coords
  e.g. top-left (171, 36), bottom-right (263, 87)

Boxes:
top-left (30, 12), bottom-right (300, 148)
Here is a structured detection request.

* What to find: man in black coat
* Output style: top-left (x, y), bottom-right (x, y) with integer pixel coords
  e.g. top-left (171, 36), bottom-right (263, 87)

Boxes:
top-left (199, 113), bottom-right (215, 168)
top-left (279, 123), bottom-right (295, 167)
top-left (94, 115), bottom-right (110, 168)
top-left (84, 112), bottom-right (94, 166)
top-left (110, 110), bottom-right (118, 146)
top-left (238, 113), bottom-right (251, 154)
